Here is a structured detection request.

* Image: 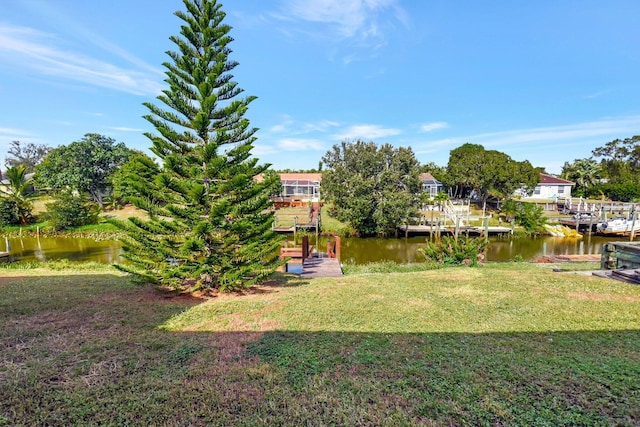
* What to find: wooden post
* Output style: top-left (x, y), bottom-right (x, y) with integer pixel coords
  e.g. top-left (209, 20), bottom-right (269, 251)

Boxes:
top-left (630, 211), bottom-right (637, 242)
top-left (430, 208), bottom-right (434, 241)
top-left (293, 216), bottom-right (298, 241)
top-left (542, 241), bottom-right (547, 257)
top-left (484, 216), bottom-right (489, 240)
top-left (302, 235), bottom-right (309, 260)
top-left (5, 237), bottom-right (10, 254)
top-left (315, 211), bottom-right (319, 248)
top-left (455, 216), bottom-right (460, 240)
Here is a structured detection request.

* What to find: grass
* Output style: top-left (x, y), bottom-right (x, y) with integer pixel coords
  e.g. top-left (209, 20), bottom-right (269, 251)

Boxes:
top-left (1, 263), bottom-right (639, 425)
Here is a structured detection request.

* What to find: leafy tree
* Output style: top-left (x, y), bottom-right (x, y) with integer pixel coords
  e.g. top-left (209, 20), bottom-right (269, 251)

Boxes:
top-left (446, 143), bottom-right (539, 204)
top-left (560, 158), bottom-right (601, 196)
top-left (321, 140), bottom-right (422, 236)
top-left (35, 133), bottom-right (132, 207)
top-left (0, 165), bottom-right (34, 224)
top-left (584, 182), bottom-right (640, 202)
top-left (420, 161), bottom-right (447, 183)
top-left (592, 135), bottom-right (640, 182)
top-left (43, 191), bottom-right (99, 231)
top-left (115, 0), bottom-right (282, 292)
top-left (4, 140), bottom-right (51, 173)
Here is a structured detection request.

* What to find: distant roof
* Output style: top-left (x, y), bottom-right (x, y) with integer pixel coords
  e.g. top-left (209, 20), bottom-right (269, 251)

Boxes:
top-left (279, 173), bottom-right (322, 182)
top-left (539, 173), bottom-right (574, 185)
top-left (420, 172), bottom-right (441, 184)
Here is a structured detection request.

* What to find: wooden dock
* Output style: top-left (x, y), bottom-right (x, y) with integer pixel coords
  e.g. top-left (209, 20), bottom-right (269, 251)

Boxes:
top-left (401, 225), bottom-right (512, 236)
top-left (537, 254), bottom-right (601, 263)
top-left (593, 269), bottom-right (640, 285)
top-left (301, 257), bottom-right (343, 278)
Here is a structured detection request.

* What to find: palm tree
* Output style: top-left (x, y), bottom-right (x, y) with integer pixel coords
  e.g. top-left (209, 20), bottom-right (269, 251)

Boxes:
top-left (0, 165), bottom-right (34, 224)
top-left (561, 158), bottom-right (602, 194)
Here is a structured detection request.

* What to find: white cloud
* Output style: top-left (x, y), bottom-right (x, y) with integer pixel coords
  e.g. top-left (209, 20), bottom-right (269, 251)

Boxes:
top-left (0, 127), bottom-right (28, 136)
top-left (300, 120), bottom-right (340, 133)
top-left (417, 116), bottom-right (640, 152)
top-left (334, 124), bottom-right (401, 140)
top-left (268, 116), bottom-right (339, 135)
top-left (251, 143), bottom-right (278, 156)
top-left (420, 122), bottom-right (449, 133)
top-left (0, 24), bottom-right (163, 96)
top-left (0, 128), bottom-right (37, 149)
top-left (276, 0), bottom-right (408, 46)
top-left (584, 89), bottom-right (612, 99)
top-left (278, 138), bottom-right (325, 151)
top-left (473, 116), bottom-right (640, 149)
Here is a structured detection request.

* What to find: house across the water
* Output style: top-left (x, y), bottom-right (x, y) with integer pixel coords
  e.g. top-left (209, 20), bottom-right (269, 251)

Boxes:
top-left (420, 173), bottom-right (444, 199)
top-left (274, 173), bottom-right (322, 206)
top-left (522, 173), bottom-right (574, 199)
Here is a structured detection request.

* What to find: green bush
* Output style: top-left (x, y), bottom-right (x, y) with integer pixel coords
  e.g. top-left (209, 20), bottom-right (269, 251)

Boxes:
top-left (0, 199), bottom-right (21, 226)
top-left (502, 199), bottom-right (547, 236)
top-left (0, 198), bottom-right (32, 226)
top-left (44, 192), bottom-right (100, 231)
top-left (584, 181), bottom-right (640, 202)
top-left (420, 236), bottom-right (488, 266)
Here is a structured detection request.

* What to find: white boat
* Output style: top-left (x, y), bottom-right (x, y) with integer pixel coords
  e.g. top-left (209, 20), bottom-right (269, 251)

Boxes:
top-left (596, 218), bottom-right (640, 235)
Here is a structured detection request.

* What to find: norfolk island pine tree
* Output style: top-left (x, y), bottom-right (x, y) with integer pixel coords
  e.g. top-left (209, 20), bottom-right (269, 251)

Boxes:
top-left (114, 0), bottom-right (282, 291)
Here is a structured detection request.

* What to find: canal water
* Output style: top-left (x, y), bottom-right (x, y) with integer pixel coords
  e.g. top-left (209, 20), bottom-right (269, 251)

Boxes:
top-left (3, 236), bottom-right (122, 264)
top-left (291, 234), bottom-right (624, 265)
top-left (1, 234), bottom-right (631, 265)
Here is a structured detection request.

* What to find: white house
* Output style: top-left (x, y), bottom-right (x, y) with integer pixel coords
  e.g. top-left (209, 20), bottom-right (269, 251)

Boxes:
top-left (420, 172), bottom-right (444, 198)
top-left (278, 173), bottom-right (321, 201)
top-left (524, 173), bottom-right (574, 199)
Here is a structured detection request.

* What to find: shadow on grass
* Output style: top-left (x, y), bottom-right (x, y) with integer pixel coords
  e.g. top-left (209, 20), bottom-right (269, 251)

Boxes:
top-left (1, 273), bottom-right (638, 426)
top-left (244, 329), bottom-right (640, 425)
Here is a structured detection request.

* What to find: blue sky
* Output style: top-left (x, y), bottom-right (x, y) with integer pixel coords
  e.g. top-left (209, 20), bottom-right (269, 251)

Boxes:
top-left (1, 0), bottom-right (639, 174)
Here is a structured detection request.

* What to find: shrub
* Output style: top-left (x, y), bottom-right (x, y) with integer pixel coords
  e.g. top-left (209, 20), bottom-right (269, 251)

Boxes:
top-left (44, 192), bottom-right (100, 231)
top-left (501, 199), bottom-right (547, 236)
top-left (584, 181), bottom-right (640, 202)
top-left (0, 198), bottom-right (32, 226)
top-left (420, 236), bottom-right (488, 266)
top-left (0, 199), bottom-right (21, 226)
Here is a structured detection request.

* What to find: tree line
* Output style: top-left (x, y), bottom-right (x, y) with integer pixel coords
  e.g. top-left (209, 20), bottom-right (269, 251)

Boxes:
top-left (561, 136), bottom-right (640, 202)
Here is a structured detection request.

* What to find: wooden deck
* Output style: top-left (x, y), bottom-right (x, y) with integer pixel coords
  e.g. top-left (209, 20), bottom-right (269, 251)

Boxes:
top-left (301, 257), bottom-right (343, 278)
top-left (401, 225), bottom-right (513, 236)
top-left (537, 254), bottom-right (601, 263)
top-left (593, 269), bottom-right (640, 285)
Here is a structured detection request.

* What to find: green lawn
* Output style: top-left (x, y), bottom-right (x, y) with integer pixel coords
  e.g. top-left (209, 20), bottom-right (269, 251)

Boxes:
top-left (1, 263), bottom-right (639, 425)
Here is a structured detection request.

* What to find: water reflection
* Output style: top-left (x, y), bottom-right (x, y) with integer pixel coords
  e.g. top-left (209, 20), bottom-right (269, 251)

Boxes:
top-left (5, 236), bottom-right (122, 264)
top-left (290, 234), bottom-right (627, 264)
top-left (2, 234), bottom-right (632, 265)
